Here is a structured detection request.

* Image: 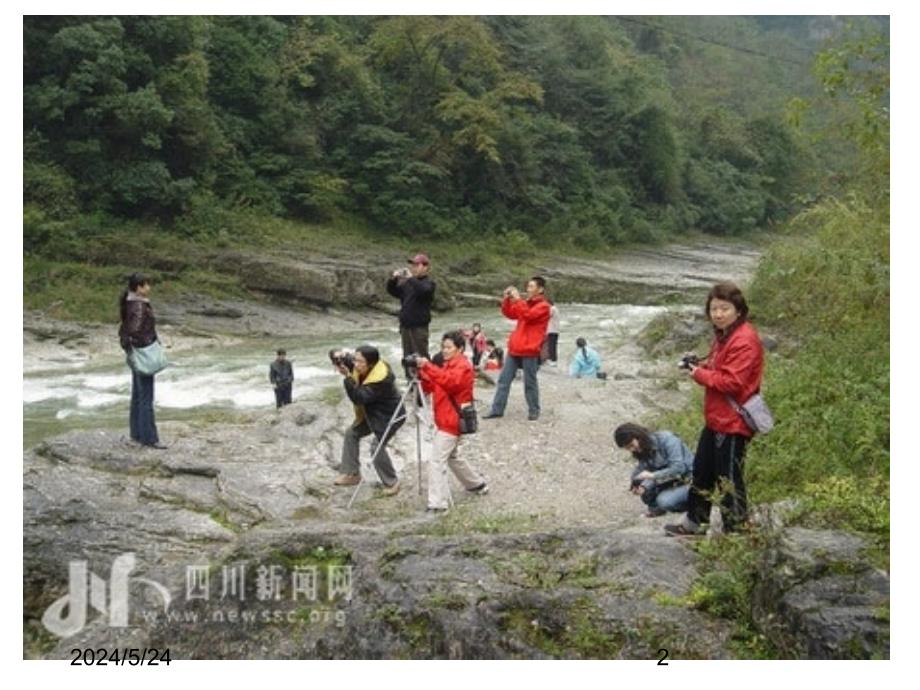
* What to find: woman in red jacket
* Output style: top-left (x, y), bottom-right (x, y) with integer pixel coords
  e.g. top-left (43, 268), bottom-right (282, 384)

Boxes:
top-left (665, 282), bottom-right (764, 536)
top-left (417, 331), bottom-right (489, 512)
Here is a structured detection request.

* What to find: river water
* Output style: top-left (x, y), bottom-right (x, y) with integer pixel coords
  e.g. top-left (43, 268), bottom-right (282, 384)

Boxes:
top-left (23, 303), bottom-right (681, 448)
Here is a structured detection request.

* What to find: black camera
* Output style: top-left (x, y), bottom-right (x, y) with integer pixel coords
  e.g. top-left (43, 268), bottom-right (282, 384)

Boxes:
top-left (677, 354), bottom-right (700, 370)
top-left (329, 349), bottom-right (355, 372)
top-left (401, 353), bottom-right (422, 370)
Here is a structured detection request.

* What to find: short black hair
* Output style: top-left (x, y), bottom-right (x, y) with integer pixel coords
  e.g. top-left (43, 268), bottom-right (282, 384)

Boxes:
top-left (355, 345), bottom-right (380, 368)
top-left (442, 330), bottom-right (466, 351)
top-left (276, 349), bottom-right (286, 355)
top-left (530, 275), bottom-right (546, 290)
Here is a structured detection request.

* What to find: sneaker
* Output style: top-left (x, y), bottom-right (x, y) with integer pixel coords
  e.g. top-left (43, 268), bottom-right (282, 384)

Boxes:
top-left (143, 442), bottom-right (168, 450)
top-left (426, 506), bottom-right (448, 514)
top-left (482, 411), bottom-right (503, 419)
top-left (334, 474), bottom-right (360, 486)
top-left (644, 507), bottom-right (666, 518)
top-left (380, 481), bottom-right (401, 497)
top-left (467, 482), bottom-right (490, 495)
top-left (664, 522), bottom-right (703, 537)
top-left (527, 412), bottom-right (540, 421)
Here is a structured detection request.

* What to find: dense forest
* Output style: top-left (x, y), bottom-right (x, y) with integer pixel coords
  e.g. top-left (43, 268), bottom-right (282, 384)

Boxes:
top-left (22, 16), bottom-right (887, 251)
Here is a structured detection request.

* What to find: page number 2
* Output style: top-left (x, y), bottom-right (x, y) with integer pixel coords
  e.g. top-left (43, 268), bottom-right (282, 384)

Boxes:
top-left (657, 648), bottom-right (669, 666)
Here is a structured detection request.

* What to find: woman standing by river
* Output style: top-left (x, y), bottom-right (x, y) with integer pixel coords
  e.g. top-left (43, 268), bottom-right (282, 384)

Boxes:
top-left (666, 282), bottom-right (763, 536)
top-left (118, 273), bottom-right (166, 449)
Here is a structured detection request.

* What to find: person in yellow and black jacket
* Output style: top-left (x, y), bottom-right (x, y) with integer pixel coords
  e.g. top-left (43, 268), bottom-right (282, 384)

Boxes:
top-left (332, 345), bottom-right (405, 496)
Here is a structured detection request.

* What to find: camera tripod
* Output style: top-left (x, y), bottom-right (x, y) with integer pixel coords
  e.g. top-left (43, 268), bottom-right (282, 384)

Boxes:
top-left (346, 374), bottom-right (454, 509)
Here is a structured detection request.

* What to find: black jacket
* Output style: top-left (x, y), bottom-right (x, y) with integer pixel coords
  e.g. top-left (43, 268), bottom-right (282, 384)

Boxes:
top-left (119, 296), bottom-right (157, 352)
top-left (343, 362), bottom-right (405, 439)
top-left (270, 360), bottom-right (294, 386)
top-left (386, 274), bottom-right (436, 328)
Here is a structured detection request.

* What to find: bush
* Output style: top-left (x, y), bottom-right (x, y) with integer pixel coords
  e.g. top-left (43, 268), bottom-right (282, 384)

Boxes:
top-left (684, 158), bottom-right (768, 234)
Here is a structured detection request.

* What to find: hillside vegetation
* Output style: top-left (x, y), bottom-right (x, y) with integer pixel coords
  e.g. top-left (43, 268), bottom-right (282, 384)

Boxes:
top-left (25, 16), bottom-right (884, 249)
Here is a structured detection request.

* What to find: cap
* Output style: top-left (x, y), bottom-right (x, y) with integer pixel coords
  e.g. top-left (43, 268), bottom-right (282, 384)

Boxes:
top-left (408, 253), bottom-right (430, 265)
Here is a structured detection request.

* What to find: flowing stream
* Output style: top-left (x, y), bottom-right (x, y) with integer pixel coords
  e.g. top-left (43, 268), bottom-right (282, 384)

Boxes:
top-left (23, 303), bottom-right (681, 448)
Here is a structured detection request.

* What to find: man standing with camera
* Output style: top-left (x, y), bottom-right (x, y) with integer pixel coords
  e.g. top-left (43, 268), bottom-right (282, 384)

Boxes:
top-left (386, 253), bottom-right (436, 379)
top-left (483, 276), bottom-right (551, 421)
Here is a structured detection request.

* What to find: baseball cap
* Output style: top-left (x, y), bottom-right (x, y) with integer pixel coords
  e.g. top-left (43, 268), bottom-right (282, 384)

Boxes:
top-left (408, 253), bottom-right (430, 265)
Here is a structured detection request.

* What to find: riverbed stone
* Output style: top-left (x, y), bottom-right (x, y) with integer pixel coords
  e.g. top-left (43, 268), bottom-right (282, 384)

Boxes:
top-left (752, 527), bottom-right (889, 659)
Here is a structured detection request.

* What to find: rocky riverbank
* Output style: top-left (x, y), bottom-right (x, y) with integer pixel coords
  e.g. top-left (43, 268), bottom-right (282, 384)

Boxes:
top-left (23, 239), bottom-right (888, 659)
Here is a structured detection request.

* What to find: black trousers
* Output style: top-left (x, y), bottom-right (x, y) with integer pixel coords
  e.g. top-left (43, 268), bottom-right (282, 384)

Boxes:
top-left (274, 383), bottom-right (292, 408)
top-left (547, 333), bottom-right (559, 362)
top-left (400, 325), bottom-right (430, 378)
top-left (687, 426), bottom-right (748, 531)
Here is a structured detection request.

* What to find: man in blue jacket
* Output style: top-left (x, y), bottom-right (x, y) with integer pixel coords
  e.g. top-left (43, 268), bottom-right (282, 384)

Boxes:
top-left (614, 423), bottom-right (694, 517)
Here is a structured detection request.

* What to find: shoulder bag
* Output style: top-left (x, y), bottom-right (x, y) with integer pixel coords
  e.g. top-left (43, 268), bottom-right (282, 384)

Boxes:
top-left (447, 395), bottom-right (478, 435)
top-left (130, 340), bottom-right (169, 376)
top-left (726, 392), bottom-right (774, 434)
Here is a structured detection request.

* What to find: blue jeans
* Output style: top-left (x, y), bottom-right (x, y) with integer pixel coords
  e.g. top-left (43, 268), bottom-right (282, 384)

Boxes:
top-left (130, 368), bottom-right (159, 446)
top-left (489, 355), bottom-right (540, 417)
top-left (645, 483), bottom-right (690, 513)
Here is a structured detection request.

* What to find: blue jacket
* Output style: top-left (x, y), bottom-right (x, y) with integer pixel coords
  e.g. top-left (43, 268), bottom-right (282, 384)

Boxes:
top-left (569, 346), bottom-right (602, 378)
top-left (631, 431), bottom-right (694, 490)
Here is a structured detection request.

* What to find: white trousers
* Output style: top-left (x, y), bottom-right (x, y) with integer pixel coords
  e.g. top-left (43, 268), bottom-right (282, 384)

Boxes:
top-left (428, 430), bottom-right (484, 510)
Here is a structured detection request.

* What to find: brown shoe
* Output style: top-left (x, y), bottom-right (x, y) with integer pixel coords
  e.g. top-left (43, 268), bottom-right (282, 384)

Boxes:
top-left (380, 480), bottom-right (401, 497)
top-left (334, 474), bottom-right (360, 486)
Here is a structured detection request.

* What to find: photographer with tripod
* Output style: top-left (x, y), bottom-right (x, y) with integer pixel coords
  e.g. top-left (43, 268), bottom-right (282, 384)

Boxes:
top-left (415, 331), bottom-right (489, 513)
top-left (332, 346), bottom-right (405, 496)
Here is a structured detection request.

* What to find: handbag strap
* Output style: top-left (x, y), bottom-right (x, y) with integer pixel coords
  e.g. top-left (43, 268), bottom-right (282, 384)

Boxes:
top-left (446, 394), bottom-right (464, 414)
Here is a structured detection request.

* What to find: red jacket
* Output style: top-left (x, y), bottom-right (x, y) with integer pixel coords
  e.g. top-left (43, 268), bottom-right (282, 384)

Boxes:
top-left (502, 295), bottom-right (551, 357)
top-left (692, 320), bottom-right (764, 437)
top-left (420, 355), bottom-right (474, 437)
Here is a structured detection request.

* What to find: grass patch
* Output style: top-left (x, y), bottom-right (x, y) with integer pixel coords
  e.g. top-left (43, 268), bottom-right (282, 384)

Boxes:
top-left (426, 591), bottom-right (469, 611)
top-left (270, 544), bottom-right (352, 603)
top-left (500, 598), bottom-right (691, 659)
top-left (208, 509), bottom-right (242, 533)
top-left (685, 534), bottom-right (780, 659)
top-left (319, 385), bottom-right (343, 407)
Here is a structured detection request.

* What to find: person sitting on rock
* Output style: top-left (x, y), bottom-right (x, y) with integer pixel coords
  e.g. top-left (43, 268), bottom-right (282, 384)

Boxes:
top-left (569, 337), bottom-right (605, 379)
top-left (614, 422), bottom-right (694, 517)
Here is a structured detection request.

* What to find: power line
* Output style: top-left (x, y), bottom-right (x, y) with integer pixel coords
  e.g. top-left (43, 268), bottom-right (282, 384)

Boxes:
top-left (616, 16), bottom-right (814, 67)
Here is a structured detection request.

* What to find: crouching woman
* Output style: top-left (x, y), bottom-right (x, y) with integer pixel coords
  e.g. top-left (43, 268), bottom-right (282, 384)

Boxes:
top-left (614, 423), bottom-right (694, 517)
top-left (334, 346), bottom-right (404, 496)
top-left (417, 331), bottom-right (489, 513)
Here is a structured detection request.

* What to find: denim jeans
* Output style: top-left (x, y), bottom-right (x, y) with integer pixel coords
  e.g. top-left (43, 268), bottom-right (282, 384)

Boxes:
top-left (489, 355), bottom-right (540, 417)
top-left (130, 368), bottom-right (159, 446)
top-left (646, 483), bottom-right (690, 513)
